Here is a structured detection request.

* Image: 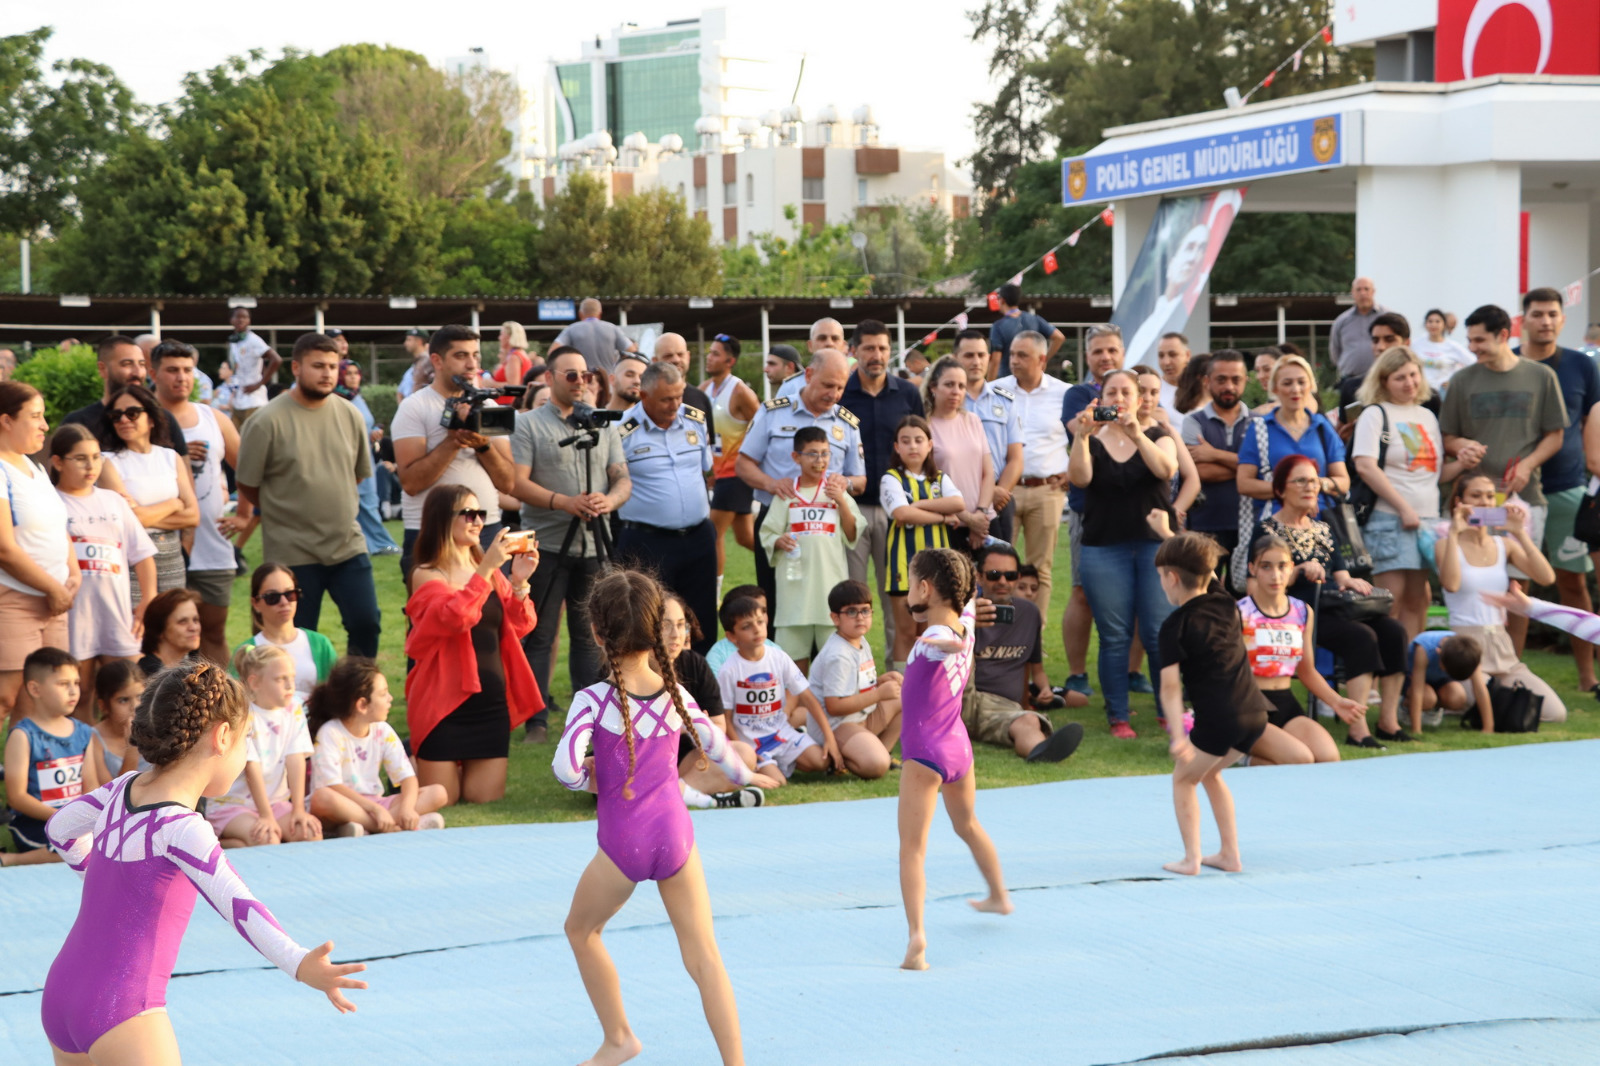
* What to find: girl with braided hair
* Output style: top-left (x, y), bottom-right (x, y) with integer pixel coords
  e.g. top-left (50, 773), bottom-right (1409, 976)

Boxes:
top-left (553, 568), bottom-right (757, 1066)
top-left (897, 547), bottom-right (1012, 971)
top-left (40, 660), bottom-right (366, 1064)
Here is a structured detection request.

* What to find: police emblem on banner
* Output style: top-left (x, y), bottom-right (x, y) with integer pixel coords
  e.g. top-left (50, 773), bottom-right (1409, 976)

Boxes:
top-left (1311, 117), bottom-right (1337, 165)
top-left (1067, 160), bottom-right (1088, 201)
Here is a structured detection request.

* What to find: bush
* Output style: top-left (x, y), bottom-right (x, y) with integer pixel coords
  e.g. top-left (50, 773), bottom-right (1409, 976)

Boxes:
top-left (363, 384), bottom-right (398, 431)
top-left (13, 348), bottom-right (101, 427)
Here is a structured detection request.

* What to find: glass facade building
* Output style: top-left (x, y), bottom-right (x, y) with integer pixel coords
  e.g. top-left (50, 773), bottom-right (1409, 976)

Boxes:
top-left (557, 27), bottom-right (705, 147)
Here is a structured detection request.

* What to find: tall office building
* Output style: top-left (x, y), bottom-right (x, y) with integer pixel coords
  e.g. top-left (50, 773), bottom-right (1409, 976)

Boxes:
top-left (552, 8), bottom-right (770, 149)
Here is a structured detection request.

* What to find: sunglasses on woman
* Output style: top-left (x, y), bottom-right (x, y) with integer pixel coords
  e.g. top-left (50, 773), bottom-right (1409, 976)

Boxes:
top-left (256, 588), bottom-right (303, 606)
top-left (458, 508), bottom-right (488, 523)
top-left (109, 408), bottom-right (147, 423)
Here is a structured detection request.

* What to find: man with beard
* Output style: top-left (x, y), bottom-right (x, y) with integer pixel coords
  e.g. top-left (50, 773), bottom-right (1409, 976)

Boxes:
top-left (60, 335), bottom-right (186, 450)
top-left (1180, 349), bottom-right (1254, 582)
top-left (607, 353), bottom-right (649, 412)
top-left (236, 333), bottom-right (381, 657)
top-left (764, 344), bottom-right (802, 397)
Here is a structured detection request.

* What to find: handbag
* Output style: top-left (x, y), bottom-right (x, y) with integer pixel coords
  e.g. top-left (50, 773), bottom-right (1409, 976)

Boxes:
top-left (1346, 404), bottom-right (1390, 527)
top-left (1315, 584), bottom-right (1394, 623)
top-left (1463, 677), bottom-right (1543, 733)
top-left (1321, 497), bottom-right (1374, 578)
top-left (1229, 417), bottom-right (1271, 595)
top-left (1576, 476), bottom-right (1600, 549)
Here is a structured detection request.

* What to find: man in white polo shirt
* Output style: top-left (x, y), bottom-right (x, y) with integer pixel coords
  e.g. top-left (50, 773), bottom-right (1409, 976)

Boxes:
top-left (994, 330), bottom-right (1069, 620)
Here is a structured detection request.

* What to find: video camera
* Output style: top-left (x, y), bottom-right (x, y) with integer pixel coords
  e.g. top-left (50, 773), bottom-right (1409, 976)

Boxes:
top-left (565, 403), bottom-right (625, 432)
top-left (438, 375), bottom-right (525, 437)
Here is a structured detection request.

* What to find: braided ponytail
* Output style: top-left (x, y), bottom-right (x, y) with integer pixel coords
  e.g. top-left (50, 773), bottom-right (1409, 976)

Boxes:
top-left (605, 646), bottom-right (637, 801)
top-left (131, 661), bottom-right (248, 767)
top-left (656, 633), bottom-right (707, 772)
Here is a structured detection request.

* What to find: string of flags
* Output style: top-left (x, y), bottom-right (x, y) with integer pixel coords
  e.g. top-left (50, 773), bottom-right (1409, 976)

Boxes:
top-left (906, 206), bottom-right (1116, 355)
top-left (1236, 24), bottom-right (1334, 107)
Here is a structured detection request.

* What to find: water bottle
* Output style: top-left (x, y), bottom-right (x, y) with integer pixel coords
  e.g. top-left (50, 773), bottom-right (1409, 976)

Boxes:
top-left (784, 543), bottom-right (803, 582)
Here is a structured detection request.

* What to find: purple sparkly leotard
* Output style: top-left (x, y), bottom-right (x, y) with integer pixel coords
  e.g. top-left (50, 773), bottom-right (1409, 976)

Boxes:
top-left (553, 683), bottom-right (753, 882)
top-left (40, 772), bottom-right (309, 1056)
top-left (899, 601), bottom-right (977, 784)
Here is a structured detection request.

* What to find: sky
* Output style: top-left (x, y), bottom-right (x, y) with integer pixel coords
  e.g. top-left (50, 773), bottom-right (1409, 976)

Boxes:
top-left (10, 0), bottom-right (995, 168)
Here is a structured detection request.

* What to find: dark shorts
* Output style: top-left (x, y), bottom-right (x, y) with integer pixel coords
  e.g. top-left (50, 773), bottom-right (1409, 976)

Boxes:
top-left (186, 568), bottom-right (234, 608)
top-left (1190, 707), bottom-right (1268, 759)
top-left (710, 477), bottom-right (754, 514)
top-left (1261, 687), bottom-right (1308, 730)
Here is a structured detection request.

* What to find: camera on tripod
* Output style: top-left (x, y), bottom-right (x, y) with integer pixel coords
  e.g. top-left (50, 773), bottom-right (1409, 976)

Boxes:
top-left (565, 403), bottom-right (624, 432)
top-left (438, 375), bottom-right (524, 437)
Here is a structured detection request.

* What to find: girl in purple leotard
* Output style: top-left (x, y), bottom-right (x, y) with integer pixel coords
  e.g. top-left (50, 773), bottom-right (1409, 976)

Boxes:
top-left (552, 569), bottom-right (755, 1066)
top-left (897, 548), bottom-right (1012, 972)
top-left (40, 661), bottom-right (366, 1065)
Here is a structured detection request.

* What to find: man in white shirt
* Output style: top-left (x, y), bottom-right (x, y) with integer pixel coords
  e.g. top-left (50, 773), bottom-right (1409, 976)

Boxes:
top-left (1155, 332), bottom-right (1190, 423)
top-left (994, 330), bottom-right (1069, 620)
top-left (225, 307), bottom-right (281, 431)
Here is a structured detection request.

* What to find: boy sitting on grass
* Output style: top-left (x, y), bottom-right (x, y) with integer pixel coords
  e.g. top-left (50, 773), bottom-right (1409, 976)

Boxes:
top-left (806, 580), bottom-right (903, 780)
top-left (1407, 631), bottom-right (1491, 733)
top-left (705, 584), bottom-right (766, 676)
top-left (759, 426), bottom-right (861, 672)
top-left (3, 648), bottom-right (102, 867)
top-left (716, 595), bottom-right (842, 786)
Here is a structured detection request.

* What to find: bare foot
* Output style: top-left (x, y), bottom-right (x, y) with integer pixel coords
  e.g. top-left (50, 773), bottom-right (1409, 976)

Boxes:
top-left (968, 894), bottom-right (1014, 915)
top-left (1201, 852), bottom-right (1242, 872)
top-left (901, 934), bottom-right (929, 971)
top-left (1162, 857), bottom-right (1202, 876)
top-left (580, 1034), bottom-right (642, 1066)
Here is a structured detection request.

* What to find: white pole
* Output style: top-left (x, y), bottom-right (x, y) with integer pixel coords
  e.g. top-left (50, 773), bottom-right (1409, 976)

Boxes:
top-left (314, 307), bottom-right (326, 333)
top-left (471, 305), bottom-right (481, 332)
top-left (19, 239), bottom-right (29, 295)
top-left (760, 305), bottom-right (772, 400)
top-left (1276, 303), bottom-right (1287, 346)
top-left (150, 306), bottom-right (161, 341)
top-left (895, 304), bottom-right (906, 357)
top-left (618, 307), bottom-right (629, 327)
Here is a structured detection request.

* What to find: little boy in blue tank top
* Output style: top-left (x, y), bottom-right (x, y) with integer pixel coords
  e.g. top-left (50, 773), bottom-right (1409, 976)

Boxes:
top-left (2, 648), bottom-right (102, 867)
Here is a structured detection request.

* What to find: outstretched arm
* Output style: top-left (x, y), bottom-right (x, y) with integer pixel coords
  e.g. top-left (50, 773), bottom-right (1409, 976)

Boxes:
top-left (553, 693), bottom-right (599, 793)
top-left (686, 704), bottom-right (754, 788)
top-left (1484, 587), bottom-right (1600, 643)
top-left (45, 781), bottom-right (115, 877)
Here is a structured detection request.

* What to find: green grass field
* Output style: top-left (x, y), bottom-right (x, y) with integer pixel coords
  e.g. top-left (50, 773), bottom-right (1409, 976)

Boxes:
top-left (224, 520), bottom-right (1600, 828)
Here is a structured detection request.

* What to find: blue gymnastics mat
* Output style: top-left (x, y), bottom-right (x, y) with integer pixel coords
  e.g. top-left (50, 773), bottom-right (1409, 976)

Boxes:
top-left (3, 740), bottom-right (1597, 1065)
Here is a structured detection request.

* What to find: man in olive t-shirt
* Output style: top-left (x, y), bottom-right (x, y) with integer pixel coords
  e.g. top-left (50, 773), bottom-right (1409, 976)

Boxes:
top-left (236, 333), bottom-right (380, 658)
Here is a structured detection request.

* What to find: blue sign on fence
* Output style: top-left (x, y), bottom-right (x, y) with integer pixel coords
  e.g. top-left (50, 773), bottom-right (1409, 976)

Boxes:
top-left (1062, 114), bottom-right (1343, 206)
top-left (537, 299), bottom-right (576, 322)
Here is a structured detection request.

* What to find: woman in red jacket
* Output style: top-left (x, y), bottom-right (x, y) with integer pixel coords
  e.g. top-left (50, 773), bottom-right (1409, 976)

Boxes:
top-left (405, 484), bottom-right (542, 805)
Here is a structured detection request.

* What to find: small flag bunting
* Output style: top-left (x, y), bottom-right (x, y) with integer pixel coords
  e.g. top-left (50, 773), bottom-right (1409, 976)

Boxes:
top-left (955, 312), bottom-right (969, 329)
top-left (1100, 207), bottom-right (1115, 227)
top-left (1066, 230), bottom-right (1080, 247)
top-left (1292, 49), bottom-right (1302, 72)
top-left (1566, 281), bottom-right (1583, 307)
top-left (1320, 24), bottom-right (1332, 44)
top-left (1043, 250), bottom-right (1059, 275)
top-left (987, 291), bottom-right (1000, 312)
top-left (1009, 272), bottom-right (1024, 286)
top-left (1262, 70), bottom-right (1275, 88)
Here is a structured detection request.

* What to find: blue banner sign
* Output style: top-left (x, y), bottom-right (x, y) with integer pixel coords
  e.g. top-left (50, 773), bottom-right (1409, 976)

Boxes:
top-left (1062, 114), bottom-right (1342, 205)
top-left (537, 299), bottom-right (576, 322)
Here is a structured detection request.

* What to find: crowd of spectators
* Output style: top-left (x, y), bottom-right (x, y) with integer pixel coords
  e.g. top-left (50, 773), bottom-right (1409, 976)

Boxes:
top-left (3, 277), bottom-right (1597, 861)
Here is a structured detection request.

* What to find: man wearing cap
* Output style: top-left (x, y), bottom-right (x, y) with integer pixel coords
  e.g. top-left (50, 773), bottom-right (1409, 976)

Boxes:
top-left (765, 344), bottom-right (803, 396)
top-left (777, 317), bottom-right (849, 401)
top-left (737, 349), bottom-right (866, 609)
top-left (397, 328), bottom-right (432, 399)
top-left (989, 283), bottom-right (1065, 380)
top-left (838, 318), bottom-right (923, 661)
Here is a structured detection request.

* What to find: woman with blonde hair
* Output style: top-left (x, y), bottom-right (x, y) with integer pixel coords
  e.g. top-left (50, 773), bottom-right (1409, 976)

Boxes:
top-left (1350, 346), bottom-right (1462, 638)
top-left (488, 321), bottom-right (533, 397)
top-left (1236, 353), bottom-right (1349, 520)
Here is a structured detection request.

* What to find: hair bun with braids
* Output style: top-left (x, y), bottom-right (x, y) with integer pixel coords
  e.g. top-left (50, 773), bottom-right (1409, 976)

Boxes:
top-left (130, 661), bottom-right (249, 767)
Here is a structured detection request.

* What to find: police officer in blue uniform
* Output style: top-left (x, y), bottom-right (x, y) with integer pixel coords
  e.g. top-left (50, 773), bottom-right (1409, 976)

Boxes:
top-left (616, 362), bottom-right (718, 654)
top-left (954, 329), bottom-right (1024, 543)
top-left (735, 349), bottom-right (866, 608)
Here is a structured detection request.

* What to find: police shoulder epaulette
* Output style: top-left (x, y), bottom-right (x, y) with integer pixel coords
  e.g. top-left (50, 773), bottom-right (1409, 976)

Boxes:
top-left (834, 406), bottom-right (860, 429)
top-left (782, 370), bottom-right (804, 383)
top-left (619, 417), bottom-right (641, 438)
top-left (992, 386), bottom-right (1015, 402)
top-left (763, 396), bottom-right (792, 411)
top-left (683, 405), bottom-right (706, 424)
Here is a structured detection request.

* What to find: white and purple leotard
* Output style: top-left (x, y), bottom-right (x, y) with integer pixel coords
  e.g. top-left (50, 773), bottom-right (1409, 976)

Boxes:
top-left (40, 772), bottom-right (309, 1055)
top-left (553, 683), bottom-right (752, 882)
top-left (1516, 597), bottom-right (1600, 643)
top-left (899, 601), bottom-right (977, 784)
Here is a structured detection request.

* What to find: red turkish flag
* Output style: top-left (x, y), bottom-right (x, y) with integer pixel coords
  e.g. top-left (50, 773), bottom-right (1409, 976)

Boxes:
top-left (987, 291), bottom-right (1000, 311)
top-left (1262, 70), bottom-right (1276, 88)
top-left (1043, 250), bottom-right (1059, 275)
top-left (1099, 207), bottom-right (1115, 227)
top-left (1320, 25), bottom-right (1332, 45)
top-left (1435, 0), bottom-right (1600, 81)
top-left (922, 332), bottom-right (938, 347)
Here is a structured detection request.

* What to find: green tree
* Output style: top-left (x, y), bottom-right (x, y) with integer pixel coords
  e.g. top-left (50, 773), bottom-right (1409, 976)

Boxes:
top-left (721, 206), bottom-right (870, 297)
top-left (0, 27), bottom-right (141, 238)
top-left (55, 55), bottom-right (441, 294)
top-left (536, 174), bottom-right (719, 296)
top-left (961, 160), bottom-right (1111, 293)
top-left (434, 194), bottom-right (541, 296)
top-left (12, 347), bottom-right (100, 426)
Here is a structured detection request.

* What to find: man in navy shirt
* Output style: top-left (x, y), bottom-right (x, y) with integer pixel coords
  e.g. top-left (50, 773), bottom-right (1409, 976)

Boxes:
top-left (1520, 286), bottom-right (1600, 685)
top-left (839, 319), bottom-right (923, 659)
top-left (989, 283), bottom-right (1065, 380)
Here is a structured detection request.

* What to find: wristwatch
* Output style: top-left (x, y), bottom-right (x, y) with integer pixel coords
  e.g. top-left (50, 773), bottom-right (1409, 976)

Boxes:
top-left (474, 443), bottom-right (490, 454)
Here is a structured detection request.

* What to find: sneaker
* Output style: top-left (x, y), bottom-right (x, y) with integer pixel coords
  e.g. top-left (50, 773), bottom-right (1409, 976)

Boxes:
top-left (1025, 721), bottom-right (1085, 762)
top-left (1109, 721), bottom-right (1137, 740)
top-left (417, 812), bottom-right (445, 830)
top-left (1367, 690), bottom-right (1383, 706)
top-left (335, 823), bottom-right (366, 838)
top-left (1344, 734), bottom-right (1386, 750)
top-left (374, 545), bottom-right (402, 557)
top-left (1062, 673), bottom-right (1093, 697)
top-left (1421, 709), bottom-right (1444, 728)
top-left (1236, 754), bottom-right (1251, 767)
top-left (1128, 672), bottom-right (1155, 695)
top-left (713, 786), bottom-right (764, 808)
top-left (1374, 725), bottom-right (1414, 742)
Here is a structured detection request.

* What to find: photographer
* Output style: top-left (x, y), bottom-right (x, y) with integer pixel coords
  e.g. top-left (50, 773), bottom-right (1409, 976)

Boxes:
top-left (510, 345), bottom-right (632, 743)
top-left (392, 325), bottom-right (516, 579)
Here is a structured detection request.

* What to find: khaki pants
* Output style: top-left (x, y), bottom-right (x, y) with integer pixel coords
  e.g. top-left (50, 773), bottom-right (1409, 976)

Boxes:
top-left (1454, 624), bottom-right (1567, 722)
top-left (846, 502), bottom-right (897, 660)
top-left (1012, 483), bottom-right (1066, 620)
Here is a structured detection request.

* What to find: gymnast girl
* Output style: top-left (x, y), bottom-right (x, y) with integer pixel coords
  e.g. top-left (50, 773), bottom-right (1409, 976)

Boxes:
top-left (1154, 533), bottom-right (1273, 875)
top-left (40, 660), bottom-right (365, 1065)
top-left (552, 568), bottom-right (758, 1066)
top-left (897, 547), bottom-right (1011, 972)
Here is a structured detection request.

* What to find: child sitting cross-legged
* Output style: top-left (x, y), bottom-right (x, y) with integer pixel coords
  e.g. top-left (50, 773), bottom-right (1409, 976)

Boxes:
top-left (716, 595), bottom-right (841, 786)
top-left (805, 579), bottom-right (903, 779)
top-left (2, 648), bottom-right (102, 867)
top-left (1406, 631), bottom-right (1491, 733)
top-left (307, 658), bottom-right (447, 836)
top-left (209, 643), bottom-right (321, 847)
